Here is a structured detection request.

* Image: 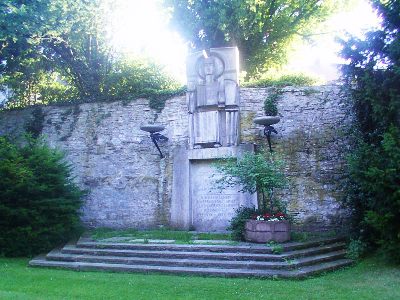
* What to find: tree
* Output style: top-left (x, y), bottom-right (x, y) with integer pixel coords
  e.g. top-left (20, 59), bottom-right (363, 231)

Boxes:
top-left (214, 150), bottom-right (288, 240)
top-left (163, 0), bottom-right (342, 77)
top-left (0, 0), bottom-right (110, 102)
top-left (340, 0), bottom-right (400, 262)
top-left (0, 136), bottom-right (84, 256)
top-left (215, 151), bottom-right (287, 212)
top-left (0, 0), bottom-right (180, 108)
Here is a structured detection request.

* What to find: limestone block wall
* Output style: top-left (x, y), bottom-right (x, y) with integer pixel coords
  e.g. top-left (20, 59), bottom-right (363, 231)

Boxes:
top-left (0, 98), bottom-right (187, 229)
top-left (240, 86), bottom-right (353, 231)
top-left (0, 85), bottom-right (353, 231)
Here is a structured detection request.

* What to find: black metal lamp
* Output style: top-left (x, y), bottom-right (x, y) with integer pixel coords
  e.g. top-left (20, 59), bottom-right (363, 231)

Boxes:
top-left (140, 125), bottom-right (169, 158)
top-left (253, 116), bottom-right (280, 152)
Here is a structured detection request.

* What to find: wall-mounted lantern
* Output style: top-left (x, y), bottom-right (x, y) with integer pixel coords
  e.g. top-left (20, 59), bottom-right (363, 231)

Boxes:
top-left (140, 125), bottom-right (168, 158)
top-left (253, 116), bottom-right (280, 152)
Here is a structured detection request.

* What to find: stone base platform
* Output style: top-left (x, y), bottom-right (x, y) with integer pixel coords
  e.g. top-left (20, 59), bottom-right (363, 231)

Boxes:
top-left (29, 236), bottom-right (353, 279)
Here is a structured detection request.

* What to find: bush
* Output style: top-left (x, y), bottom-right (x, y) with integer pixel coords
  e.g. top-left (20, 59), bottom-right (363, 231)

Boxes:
top-left (340, 1), bottom-right (400, 263)
top-left (216, 151), bottom-right (289, 241)
top-left (0, 137), bottom-right (84, 257)
top-left (345, 128), bottom-right (400, 262)
top-left (263, 92), bottom-right (280, 116)
top-left (214, 150), bottom-right (287, 211)
top-left (242, 73), bottom-right (318, 88)
top-left (346, 238), bottom-right (367, 260)
top-left (1, 57), bottom-right (184, 110)
top-left (228, 206), bottom-right (257, 241)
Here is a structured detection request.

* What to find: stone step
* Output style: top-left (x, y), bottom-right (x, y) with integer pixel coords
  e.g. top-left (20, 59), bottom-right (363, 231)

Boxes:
top-left (29, 236), bottom-right (352, 278)
top-left (29, 257), bottom-right (353, 279)
top-left (61, 242), bottom-right (346, 262)
top-left (284, 242), bottom-right (347, 260)
top-left (76, 236), bottom-right (345, 254)
top-left (46, 249), bottom-right (347, 270)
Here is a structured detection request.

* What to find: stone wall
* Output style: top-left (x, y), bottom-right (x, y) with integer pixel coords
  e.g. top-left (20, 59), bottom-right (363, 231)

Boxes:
top-left (0, 85), bottom-right (353, 231)
top-left (240, 86), bottom-right (353, 231)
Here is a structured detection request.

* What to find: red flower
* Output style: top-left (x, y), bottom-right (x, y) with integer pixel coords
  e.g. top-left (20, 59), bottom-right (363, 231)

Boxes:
top-left (263, 213), bottom-right (272, 219)
top-left (275, 212), bottom-right (285, 218)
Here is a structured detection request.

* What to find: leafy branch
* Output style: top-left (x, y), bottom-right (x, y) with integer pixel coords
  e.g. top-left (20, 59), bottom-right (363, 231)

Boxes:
top-left (214, 150), bottom-right (288, 212)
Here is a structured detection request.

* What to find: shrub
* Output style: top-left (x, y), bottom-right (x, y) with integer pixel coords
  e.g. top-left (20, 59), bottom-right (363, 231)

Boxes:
top-left (344, 128), bottom-right (400, 262)
top-left (214, 150), bottom-right (287, 211)
top-left (340, 0), bottom-right (400, 263)
top-left (263, 92), bottom-right (279, 116)
top-left (0, 136), bottom-right (84, 257)
top-left (215, 150), bottom-right (289, 241)
top-left (267, 241), bottom-right (284, 254)
top-left (228, 206), bottom-right (257, 241)
top-left (1, 57), bottom-right (183, 111)
top-left (242, 73), bottom-right (318, 88)
top-left (346, 238), bottom-right (367, 260)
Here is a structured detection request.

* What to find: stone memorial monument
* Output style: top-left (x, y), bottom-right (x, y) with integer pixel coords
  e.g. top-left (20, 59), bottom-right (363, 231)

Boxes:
top-left (171, 47), bottom-right (257, 231)
top-left (187, 48), bottom-right (240, 148)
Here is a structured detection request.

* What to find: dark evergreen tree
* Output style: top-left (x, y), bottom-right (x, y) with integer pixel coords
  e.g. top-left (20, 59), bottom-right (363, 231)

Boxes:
top-left (0, 137), bottom-right (84, 257)
top-left (340, 0), bottom-right (400, 262)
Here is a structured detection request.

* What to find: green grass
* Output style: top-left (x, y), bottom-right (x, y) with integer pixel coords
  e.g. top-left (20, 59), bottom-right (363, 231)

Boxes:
top-left (194, 232), bottom-right (231, 241)
top-left (0, 256), bottom-right (399, 299)
top-left (90, 228), bottom-right (231, 243)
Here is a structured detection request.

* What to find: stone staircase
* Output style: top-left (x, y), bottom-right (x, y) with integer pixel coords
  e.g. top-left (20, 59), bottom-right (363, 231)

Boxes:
top-left (29, 237), bottom-right (353, 278)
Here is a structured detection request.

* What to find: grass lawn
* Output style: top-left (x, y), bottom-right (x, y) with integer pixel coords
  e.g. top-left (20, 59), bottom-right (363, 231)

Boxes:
top-left (1, 256), bottom-right (399, 299)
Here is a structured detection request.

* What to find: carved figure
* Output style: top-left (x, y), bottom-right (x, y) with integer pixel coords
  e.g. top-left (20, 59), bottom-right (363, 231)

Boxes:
top-left (187, 48), bottom-right (240, 148)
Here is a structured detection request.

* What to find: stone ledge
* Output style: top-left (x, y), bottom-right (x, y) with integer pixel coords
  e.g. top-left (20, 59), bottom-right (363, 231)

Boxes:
top-left (188, 144), bottom-right (254, 160)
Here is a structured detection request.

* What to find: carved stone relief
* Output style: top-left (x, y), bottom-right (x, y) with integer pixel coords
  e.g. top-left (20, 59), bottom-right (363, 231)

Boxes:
top-left (187, 47), bottom-right (240, 148)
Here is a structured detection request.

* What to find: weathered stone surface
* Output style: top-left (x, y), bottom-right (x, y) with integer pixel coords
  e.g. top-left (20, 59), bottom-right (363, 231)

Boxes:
top-left (240, 86), bottom-right (353, 231)
top-left (171, 145), bottom-right (257, 231)
top-left (29, 237), bottom-right (353, 278)
top-left (245, 220), bottom-right (291, 243)
top-left (0, 85), bottom-right (353, 231)
top-left (190, 157), bottom-right (256, 231)
top-left (187, 47), bottom-right (240, 148)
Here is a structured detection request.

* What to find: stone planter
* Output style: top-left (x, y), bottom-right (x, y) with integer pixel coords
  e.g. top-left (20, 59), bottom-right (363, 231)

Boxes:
top-left (245, 220), bottom-right (290, 243)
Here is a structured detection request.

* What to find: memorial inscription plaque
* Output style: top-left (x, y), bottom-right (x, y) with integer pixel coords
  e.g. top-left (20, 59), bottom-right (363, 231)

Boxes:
top-left (190, 159), bottom-right (255, 231)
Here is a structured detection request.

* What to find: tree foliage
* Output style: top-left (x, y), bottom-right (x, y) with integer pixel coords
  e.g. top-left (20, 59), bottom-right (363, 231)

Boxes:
top-left (340, 0), bottom-right (400, 262)
top-left (0, 0), bottom-right (181, 108)
top-left (163, 0), bottom-right (341, 77)
top-left (215, 150), bottom-right (287, 211)
top-left (0, 136), bottom-right (84, 257)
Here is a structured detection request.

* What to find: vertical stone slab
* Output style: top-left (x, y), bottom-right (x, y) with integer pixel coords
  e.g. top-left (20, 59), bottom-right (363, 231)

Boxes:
top-left (193, 111), bottom-right (219, 144)
top-left (189, 158), bottom-right (256, 231)
top-left (190, 145), bottom-right (257, 231)
top-left (171, 144), bottom-right (257, 231)
top-left (170, 146), bottom-right (190, 229)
